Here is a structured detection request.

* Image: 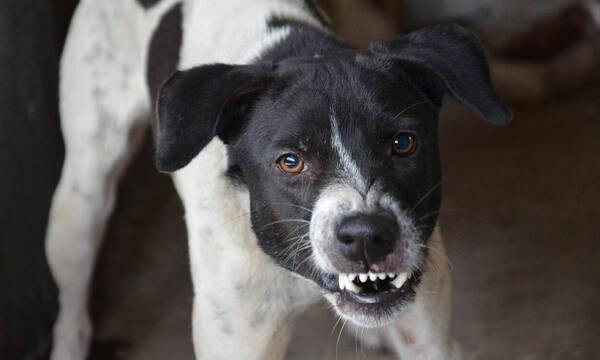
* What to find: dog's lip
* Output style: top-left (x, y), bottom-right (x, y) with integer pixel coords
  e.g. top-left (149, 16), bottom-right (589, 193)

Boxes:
top-left (341, 284), bottom-right (410, 305)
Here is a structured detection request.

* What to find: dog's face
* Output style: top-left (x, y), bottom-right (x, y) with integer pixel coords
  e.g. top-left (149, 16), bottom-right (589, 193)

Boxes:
top-left (156, 25), bottom-right (511, 327)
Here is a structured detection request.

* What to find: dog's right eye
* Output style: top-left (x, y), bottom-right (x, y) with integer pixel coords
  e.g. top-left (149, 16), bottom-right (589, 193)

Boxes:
top-left (277, 153), bottom-right (305, 174)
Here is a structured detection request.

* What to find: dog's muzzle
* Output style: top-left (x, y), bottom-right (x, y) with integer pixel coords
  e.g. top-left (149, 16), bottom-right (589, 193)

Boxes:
top-left (333, 212), bottom-right (420, 304)
top-left (309, 183), bottom-right (425, 325)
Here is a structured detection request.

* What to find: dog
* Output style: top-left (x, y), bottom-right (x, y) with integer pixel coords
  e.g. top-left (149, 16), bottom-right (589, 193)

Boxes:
top-left (45, 0), bottom-right (511, 359)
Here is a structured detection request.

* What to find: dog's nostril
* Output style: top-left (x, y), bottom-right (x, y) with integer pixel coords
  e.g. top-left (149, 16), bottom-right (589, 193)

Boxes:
top-left (336, 213), bottom-right (398, 264)
top-left (337, 232), bottom-right (356, 245)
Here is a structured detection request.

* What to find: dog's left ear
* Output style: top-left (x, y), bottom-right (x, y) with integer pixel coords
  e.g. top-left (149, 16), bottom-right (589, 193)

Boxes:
top-left (155, 63), bottom-right (273, 172)
top-left (369, 24), bottom-right (512, 125)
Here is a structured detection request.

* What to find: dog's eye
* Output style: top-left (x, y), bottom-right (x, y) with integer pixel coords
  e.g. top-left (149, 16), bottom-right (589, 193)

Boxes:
top-left (392, 132), bottom-right (417, 156)
top-left (277, 153), bottom-right (304, 174)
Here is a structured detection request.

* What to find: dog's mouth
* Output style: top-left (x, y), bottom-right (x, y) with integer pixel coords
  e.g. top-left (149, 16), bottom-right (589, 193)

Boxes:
top-left (335, 269), bottom-right (421, 308)
top-left (336, 271), bottom-right (417, 304)
top-left (316, 268), bottom-right (422, 326)
top-left (318, 267), bottom-right (421, 312)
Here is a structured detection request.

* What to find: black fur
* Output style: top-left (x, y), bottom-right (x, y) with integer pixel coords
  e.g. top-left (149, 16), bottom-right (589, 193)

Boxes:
top-left (147, 2), bottom-right (182, 113)
top-left (156, 63), bottom-right (274, 171)
top-left (136, 0), bottom-right (162, 9)
top-left (154, 21), bottom-right (511, 292)
top-left (300, 0), bottom-right (333, 30)
top-left (369, 24), bottom-right (512, 125)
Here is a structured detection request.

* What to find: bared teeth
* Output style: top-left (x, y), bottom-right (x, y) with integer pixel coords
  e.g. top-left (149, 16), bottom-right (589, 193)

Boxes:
top-left (391, 272), bottom-right (409, 289)
top-left (345, 278), bottom-right (361, 293)
top-left (338, 274), bottom-right (345, 290)
top-left (338, 274), bottom-right (360, 293)
top-left (338, 272), bottom-right (412, 292)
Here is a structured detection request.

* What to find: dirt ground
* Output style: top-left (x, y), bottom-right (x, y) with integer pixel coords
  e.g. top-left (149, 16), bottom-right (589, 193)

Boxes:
top-left (89, 81), bottom-right (600, 359)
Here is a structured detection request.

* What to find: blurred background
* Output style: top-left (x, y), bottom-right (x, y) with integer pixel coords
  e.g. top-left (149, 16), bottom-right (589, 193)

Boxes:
top-left (1, 0), bottom-right (599, 359)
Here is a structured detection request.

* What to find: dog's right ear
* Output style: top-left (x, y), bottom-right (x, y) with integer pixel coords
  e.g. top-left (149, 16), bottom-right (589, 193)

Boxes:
top-left (155, 63), bottom-right (273, 172)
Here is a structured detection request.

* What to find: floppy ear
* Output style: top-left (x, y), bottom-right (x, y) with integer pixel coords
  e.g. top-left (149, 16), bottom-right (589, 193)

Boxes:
top-left (369, 24), bottom-right (512, 125)
top-left (155, 63), bottom-right (273, 172)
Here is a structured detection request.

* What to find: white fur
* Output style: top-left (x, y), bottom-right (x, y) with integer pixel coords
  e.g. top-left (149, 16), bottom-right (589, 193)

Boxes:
top-left (330, 111), bottom-right (367, 191)
top-left (46, 1), bottom-right (177, 359)
top-left (47, 0), bottom-right (459, 359)
top-left (382, 228), bottom-right (461, 360)
top-left (309, 181), bottom-right (422, 276)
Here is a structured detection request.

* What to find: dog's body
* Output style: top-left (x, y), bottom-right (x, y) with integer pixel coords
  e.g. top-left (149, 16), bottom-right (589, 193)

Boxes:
top-left (46, 1), bottom-right (510, 359)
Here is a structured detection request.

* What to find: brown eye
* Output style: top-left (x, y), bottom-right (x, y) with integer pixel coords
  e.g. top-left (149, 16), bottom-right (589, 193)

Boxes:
top-left (392, 132), bottom-right (417, 155)
top-left (277, 153), bottom-right (304, 174)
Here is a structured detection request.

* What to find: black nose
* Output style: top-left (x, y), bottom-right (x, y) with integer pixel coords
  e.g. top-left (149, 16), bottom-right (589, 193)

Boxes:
top-left (336, 213), bottom-right (398, 264)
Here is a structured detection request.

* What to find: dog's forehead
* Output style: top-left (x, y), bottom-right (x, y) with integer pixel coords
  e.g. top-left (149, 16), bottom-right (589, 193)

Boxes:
top-left (238, 58), bottom-right (438, 182)
top-left (254, 64), bottom-right (426, 145)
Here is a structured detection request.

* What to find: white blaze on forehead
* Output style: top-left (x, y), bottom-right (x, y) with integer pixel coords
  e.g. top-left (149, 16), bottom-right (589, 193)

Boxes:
top-left (330, 111), bottom-right (367, 191)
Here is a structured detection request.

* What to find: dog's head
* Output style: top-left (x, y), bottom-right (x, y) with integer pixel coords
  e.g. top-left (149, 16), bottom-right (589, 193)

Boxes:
top-left (155, 25), bottom-right (511, 327)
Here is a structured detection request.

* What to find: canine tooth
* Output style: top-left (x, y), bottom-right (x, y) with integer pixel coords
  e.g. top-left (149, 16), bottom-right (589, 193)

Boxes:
top-left (387, 273), bottom-right (396, 278)
top-left (359, 273), bottom-right (368, 283)
top-left (378, 273), bottom-right (386, 280)
top-left (391, 272), bottom-right (408, 289)
top-left (339, 274), bottom-right (346, 290)
top-left (368, 272), bottom-right (377, 281)
top-left (346, 278), bottom-right (362, 293)
top-left (348, 273), bottom-right (357, 282)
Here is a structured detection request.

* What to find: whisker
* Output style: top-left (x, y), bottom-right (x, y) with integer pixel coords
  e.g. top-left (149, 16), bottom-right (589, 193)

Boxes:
top-left (336, 319), bottom-right (348, 360)
top-left (391, 98), bottom-right (440, 122)
top-left (272, 202), bottom-right (313, 213)
top-left (331, 315), bottom-right (343, 336)
top-left (411, 179), bottom-right (443, 212)
top-left (418, 242), bottom-right (453, 271)
top-left (282, 223), bottom-right (309, 242)
top-left (259, 218), bottom-right (310, 230)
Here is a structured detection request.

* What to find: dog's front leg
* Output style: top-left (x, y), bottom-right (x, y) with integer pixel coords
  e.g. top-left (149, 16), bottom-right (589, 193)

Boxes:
top-left (190, 254), bottom-right (306, 360)
top-left (171, 149), bottom-right (320, 360)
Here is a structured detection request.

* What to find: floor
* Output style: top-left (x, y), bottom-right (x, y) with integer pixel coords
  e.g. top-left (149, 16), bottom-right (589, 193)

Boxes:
top-left (89, 81), bottom-right (600, 359)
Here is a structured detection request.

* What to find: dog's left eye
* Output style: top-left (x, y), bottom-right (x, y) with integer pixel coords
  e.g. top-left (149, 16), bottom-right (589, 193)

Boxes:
top-left (392, 132), bottom-right (417, 156)
top-left (277, 153), bottom-right (304, 174)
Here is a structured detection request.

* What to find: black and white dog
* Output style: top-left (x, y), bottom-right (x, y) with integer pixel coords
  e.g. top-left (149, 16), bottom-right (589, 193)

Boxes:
top-left (45, 0), bottom-right (511, 359)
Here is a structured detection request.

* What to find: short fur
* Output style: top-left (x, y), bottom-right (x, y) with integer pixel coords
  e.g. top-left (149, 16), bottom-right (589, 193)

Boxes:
top-left (46, 0), bottom-right (510, 359)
